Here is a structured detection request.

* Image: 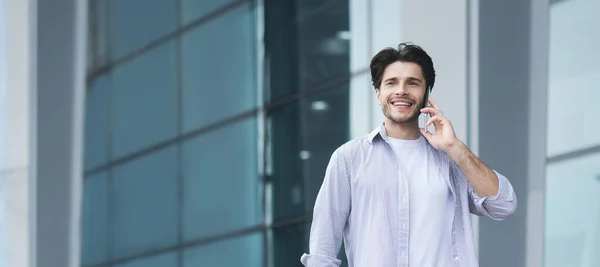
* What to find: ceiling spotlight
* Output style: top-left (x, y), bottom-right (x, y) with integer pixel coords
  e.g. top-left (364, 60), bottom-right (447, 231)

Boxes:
top-left (336, 30), bottom-right (351, 40)
top-left (311, 101), bottom-right (329, 111)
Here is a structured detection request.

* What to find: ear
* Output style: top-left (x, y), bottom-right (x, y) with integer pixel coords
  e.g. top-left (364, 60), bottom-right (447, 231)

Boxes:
top-left (375, 88), bottom-right (382, 106)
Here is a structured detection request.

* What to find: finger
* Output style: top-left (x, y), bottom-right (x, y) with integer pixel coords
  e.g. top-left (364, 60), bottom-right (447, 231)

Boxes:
top-left (426, 115), bottom-right (446, 126)
top-left (420, 107), bottom-right (443, 116)
top-left (428, 98), bottom-right (443, 113)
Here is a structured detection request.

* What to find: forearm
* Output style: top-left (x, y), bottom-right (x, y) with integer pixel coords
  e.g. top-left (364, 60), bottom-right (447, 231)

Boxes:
top-left (446, 139), bottom-right (499, 197)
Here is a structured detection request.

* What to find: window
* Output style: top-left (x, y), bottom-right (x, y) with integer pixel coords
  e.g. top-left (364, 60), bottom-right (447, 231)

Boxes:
top-left (114, 251), bottom-right (178, 267)
top-left (181, 3), bottom-right (257, 132)
top-left (112, 41), bottom-right (178, 158)
top-left (181, 0), bottom-right (237, 25)
top-left (546, 0), bottom-right (600, 157)
top-left (265, 0), bottom-right (350, 101)
top-left (109, 0), bottom-right (177, 59)
top-left (84, 75), bottom-right (110, 170)
top-left (81, 172), bottom-right (109, 265)
top-left (183, 232), bottom-right (263, 267)
top-left (182, 117), bottom-right (261, 241)
top-left (267, 84), bottom-right (349, 220)
top-left (545, 152), bottom-right (600, 267)
top-left (111, 146), bottom-right (179, 259)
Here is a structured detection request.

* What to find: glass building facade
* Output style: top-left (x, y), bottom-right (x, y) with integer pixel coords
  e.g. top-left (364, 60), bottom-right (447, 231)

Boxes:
top-left (544, 0), bottom-right (600, 266)
top-left (82, 0), bottom-right (351, 266)
top-left (0, 0), bottom-right (582, 266)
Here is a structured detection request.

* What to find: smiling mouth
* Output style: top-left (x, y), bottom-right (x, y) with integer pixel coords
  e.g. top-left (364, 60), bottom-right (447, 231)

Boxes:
top-left (390, 100), bottom-right (413, 107)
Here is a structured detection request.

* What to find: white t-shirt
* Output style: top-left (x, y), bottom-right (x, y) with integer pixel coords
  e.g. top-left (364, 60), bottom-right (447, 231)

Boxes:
top-left (388, 135), bottom-right (454, 267)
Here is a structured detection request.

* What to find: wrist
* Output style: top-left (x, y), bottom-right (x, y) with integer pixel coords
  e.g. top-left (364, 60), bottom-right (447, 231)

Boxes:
top-left (445, 139), bottom-right (466, 159)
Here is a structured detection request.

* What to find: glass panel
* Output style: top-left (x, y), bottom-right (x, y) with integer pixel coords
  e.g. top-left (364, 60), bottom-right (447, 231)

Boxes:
top-left (112, 41), bottom-right (178, 158)
top-left (547, 0), bottom-right (600, 157)
top-left (545, 152), bottom-right (600, 267)
top-left (111, 146), bottom-right (179, 259)
top-left (272, 222), bottom-right (348, 267)
top-left (114, 252), bottom-right (178, 267)
top-left (182, 117), bottom-right (261, 241)
top-left (181, 3), bottom-right (256, 132)
top-left (183, 232), bottom-right (263, 267)
top-left (84, 75), bottom-right (110, 170)
top-left (268, 84), bottom-right (349, 220)
top-left (181, 0), bottom-right (236, 24)
top-left (109, 0), bottom-right (177, 59)
top-left (81, 172), bottom-right (109, 265)
top-left (265, 0), bottom-right (350, 101)
top-left (88, 0), bottom-right (109, 69)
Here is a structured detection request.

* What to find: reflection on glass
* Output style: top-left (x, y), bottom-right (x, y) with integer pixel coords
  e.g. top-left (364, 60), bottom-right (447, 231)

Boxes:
top-left (265, 0), bottom-right (350, 101)
top-left (181, 3), bottom-right (257, 132)
top-left (111, 146), bottom-right (179, 259)
top-left (112, 41), bottom-right (178, 158)
top-left (272, 222), bottom-right (348, 267)
top-left (114, 251), bottom-right (178, 267)
top-left (85, 75), bottom-right (110, 170)
top-left (547, 0), bottom-right (600, 157)
top-left (82, 172), bottom-right (109, 265)
top-left (87, 0), bottom-right (109, 69)
top-left (268, 84), bottom-right (349, 221)
top-left (545, 153), bottom-right (600, 267)
top-left (183, 232), bottom-right (263, 267)
top-left (109, 0), bottom-right (177, 59)
top-left (181, 0), bottom-right (236, 24)
top-left (182, 117), bottom-right (261, 241)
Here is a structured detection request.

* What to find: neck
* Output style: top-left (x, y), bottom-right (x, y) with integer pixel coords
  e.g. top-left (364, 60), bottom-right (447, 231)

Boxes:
top-left (384, 118), bottom-right (421, 140)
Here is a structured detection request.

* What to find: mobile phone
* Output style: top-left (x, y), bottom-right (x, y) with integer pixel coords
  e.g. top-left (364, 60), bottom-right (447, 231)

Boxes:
top-left (423, 86), bottom-right (431, 132)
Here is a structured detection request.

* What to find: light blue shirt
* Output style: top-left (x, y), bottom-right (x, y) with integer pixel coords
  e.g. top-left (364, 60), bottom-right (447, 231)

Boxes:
top-left (300, 123), bottom-right (517, 267)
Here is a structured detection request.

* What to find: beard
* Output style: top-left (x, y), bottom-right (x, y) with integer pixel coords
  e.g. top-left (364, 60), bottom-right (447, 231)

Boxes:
top-left (381, 96), bottom-right (424, 124)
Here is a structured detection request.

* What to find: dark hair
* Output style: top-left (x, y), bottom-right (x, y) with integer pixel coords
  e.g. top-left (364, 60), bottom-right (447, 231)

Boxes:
top-left (370, 42), bottom-right (436, 91)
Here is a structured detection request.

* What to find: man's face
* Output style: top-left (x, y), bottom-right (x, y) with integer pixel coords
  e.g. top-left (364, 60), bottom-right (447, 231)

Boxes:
top-left (376, 61), bottom-right (427, 124)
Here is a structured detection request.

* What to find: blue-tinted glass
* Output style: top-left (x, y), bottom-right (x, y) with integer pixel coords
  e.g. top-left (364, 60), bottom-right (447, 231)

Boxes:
top-left (114, 252), bottom-right (178, 267)
top-left (81, 172), bottom-right (109, 265)
top-left (182, 117), bottom-right (261, 240)
top-left (547, 0), bottom-right (600, 157)
top-left (268, 84), bottom-right (349, 220)
top-left (84, 76), bottom-right (110, 170)
top-left (545, 152), bottom-right (600, 267)
top-left (183, 232), bottom-right (262, 267)
top-left (112, 41), bottom-right (177, 158)
top-left (109, 0), bottom-right (177, 59)
top-left (181, 3), bottom-right (256, 132)
top-left (265, 0), bottom-right (350, 101)
top-left (181, 0), bottom-right (236, 24)
top-left (111, 146), bottom-right (178, 259)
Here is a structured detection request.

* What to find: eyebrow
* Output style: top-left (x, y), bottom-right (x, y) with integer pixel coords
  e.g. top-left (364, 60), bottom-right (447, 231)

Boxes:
top-left (383, 77), bottom-right (423, 83)
top-left (406, 77), bottom-right (423, 83)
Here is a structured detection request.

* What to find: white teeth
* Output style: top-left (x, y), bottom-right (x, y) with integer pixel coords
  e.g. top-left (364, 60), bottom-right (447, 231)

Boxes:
top-left (392, 102), bottom-right (411, 106)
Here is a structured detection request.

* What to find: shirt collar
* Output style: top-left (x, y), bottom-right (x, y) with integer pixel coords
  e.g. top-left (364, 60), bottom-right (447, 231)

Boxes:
top-left (367, 122), bottom-right (389, 144)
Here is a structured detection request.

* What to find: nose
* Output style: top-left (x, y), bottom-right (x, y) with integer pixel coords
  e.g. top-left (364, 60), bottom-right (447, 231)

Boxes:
top-left (392, 82), bottom-right (409, 95)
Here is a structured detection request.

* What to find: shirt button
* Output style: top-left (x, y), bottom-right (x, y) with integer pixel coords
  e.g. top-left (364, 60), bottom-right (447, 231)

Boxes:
top-left (454, 256), bottom-right (460, 262)
top-left (452, 230), bottom-right (456, 235)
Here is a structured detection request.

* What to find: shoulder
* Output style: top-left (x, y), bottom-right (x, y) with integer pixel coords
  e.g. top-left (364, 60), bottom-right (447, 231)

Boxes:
top-left (334, 134), bottom-right (371, 158)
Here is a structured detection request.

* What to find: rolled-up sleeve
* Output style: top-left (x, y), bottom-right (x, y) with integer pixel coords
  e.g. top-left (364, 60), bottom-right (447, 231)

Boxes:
top-left (300, 147), bottom-right (351, 267)
top-left (467, 169), bottom-right (517, 221)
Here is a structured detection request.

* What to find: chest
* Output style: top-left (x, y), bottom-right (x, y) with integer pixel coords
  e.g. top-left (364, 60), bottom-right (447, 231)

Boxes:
top-left (350, 144), bottom-right (452, 199)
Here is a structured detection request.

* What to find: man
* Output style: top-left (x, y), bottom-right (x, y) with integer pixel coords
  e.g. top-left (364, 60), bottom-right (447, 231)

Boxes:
top-left (300, 43), bottom-right (517, 267)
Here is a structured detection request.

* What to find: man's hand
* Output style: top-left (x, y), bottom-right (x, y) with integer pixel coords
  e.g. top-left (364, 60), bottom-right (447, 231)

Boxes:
top-left (420, 98), bottom-right (499, 197)
top-left (419, 98), bottom-right (460, 153)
